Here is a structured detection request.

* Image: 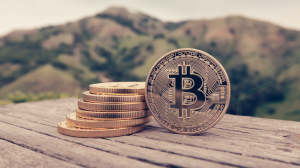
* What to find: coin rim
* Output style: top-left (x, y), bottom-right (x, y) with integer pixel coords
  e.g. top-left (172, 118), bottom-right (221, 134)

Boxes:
top-left (82, 91), bottom-right (145, 102)
top-left (58, 121), bottom-right (145, 138)
top-left (89, 92), bottom-right (145, 95)
top-left (89, 82), bottom-right (145, 94)
top-left (145, 48), bottom-right (231, 135)
top-left (66, 113), bottom-right (152, 128)
top-left (78, 99), bottom-right (147, 111)
top-left (76, 108), bottom-right (151, 120)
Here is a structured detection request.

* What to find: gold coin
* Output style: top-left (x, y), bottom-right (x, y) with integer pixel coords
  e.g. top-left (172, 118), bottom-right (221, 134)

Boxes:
top-left (89, 82), bottom-right (145, 95)
top-left (57, 121), bottom-right (145, 138)
top-left (78, 99), bottom-right (147, 111)
top-left (145, 48), bottom-right (231, 135)
top-left (82, 91), bottom-right (145, 102)
top-left (66, 113), bottom-right (152, 128)
top-left (76, 108), bottom-right (151, 119)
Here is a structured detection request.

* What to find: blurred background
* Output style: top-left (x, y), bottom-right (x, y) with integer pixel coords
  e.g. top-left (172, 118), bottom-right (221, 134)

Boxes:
top-left (0, 0), bottom-right (300, 121)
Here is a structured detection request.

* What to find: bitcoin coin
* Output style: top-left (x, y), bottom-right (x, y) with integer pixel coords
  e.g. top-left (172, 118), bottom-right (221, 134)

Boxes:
top-left (76, 108), bottom-right (151, 119)
top-left (78, 99), bottom-right (147, 111)
top-left (90, 82), bottom-right (145, 95)
top-left (82, 91), bottom-right (145, 102)
top-left (66, 113), bottom-right (152, 128)
top-left (145, 48), bottom-right (231, 135)
top-left (58, 121), bottom-right (145, 138)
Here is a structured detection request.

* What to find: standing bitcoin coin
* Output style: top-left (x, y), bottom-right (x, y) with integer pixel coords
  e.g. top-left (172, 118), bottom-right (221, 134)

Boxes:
top-left (145, 48), bottom-right (231, 134)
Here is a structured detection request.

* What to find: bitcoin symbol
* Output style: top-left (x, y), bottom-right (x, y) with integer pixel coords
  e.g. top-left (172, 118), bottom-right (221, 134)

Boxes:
top-left (169, 64), bottom-right (206, 118)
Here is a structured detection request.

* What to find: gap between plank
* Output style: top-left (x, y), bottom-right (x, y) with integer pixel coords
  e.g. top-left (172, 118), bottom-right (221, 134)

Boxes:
top-left (131, 134), bottom-right (300, 166)
top-left (108, 138), bottom-right (244, 168)
top-left (0, 136), bottom-right (85, 168)
top-left (1, 113), bottom-right (300, 166)
top-left (0, 119), bottom-right (184, 168)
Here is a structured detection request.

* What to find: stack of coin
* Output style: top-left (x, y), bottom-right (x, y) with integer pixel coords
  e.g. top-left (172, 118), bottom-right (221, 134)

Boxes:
top-left (58, 82), bottom-right (151, 138)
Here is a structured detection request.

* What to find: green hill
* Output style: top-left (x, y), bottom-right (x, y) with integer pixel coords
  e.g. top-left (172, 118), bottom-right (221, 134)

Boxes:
top-left (0, 7), bottom-right (300, 121)
top-left (0, 64), bottom-right (82, 97)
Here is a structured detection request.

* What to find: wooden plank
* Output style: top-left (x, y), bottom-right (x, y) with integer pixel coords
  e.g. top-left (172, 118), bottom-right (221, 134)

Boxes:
top-left (220, 114), bottom-right (300, 133)
top-left (1, 111), bottom-right (299, 168)
top-left (2, 99), bottom-right (300, 156)
top-left (0, 121), bottom-right (159, 168)
top-left (0, 98), bottom-right (78, 123)
top-left (135, 121), bottom-right (300, 165)
top-left (147, 119), bottom-right (300, 150)
top-left (0, 98), bottom-right (78, 128)
top-left (108, 135), bottom-right (300, 168)
top-left (1, 98), bottom-right (300, 167)
top-left (0, 114), bottom-right (232, 168)
top-left (0, 139), bottom-right (81, 168)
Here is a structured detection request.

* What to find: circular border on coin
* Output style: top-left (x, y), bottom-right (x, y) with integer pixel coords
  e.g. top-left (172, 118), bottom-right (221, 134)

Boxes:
top-left (82, 91), bottom-right (145, 102)
top-left (89, 82), bottom-right (145, 95)
top-left (145, 48), bottom-right (231, 135)
top-left (78, 99), bottom-right (147, 111)
top-left (76, 108), bottom-right (151, 120)
top-left (58, 121), bottom-right (145, 138)
top-left (66, 113), bottom-right (152, 128)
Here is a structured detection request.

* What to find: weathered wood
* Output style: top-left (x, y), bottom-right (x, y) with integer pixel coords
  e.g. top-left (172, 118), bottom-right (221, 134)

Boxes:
top-left (0, 113), bottom-right (232, 168)
top-left (0, 120), bottom-right (157, 168)
top-left (134, 121), bottom-right (300, 164)
top-left (0, 139), bottom-right (80, 168)
top-left (0, 98), bottom-right (300, 168)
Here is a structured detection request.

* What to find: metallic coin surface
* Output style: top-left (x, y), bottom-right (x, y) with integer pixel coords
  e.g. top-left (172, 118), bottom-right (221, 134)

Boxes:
top-left (76, 108), bottom-right (151, 119)
top-left (82, 91), bottom-right (145, 102)
top-left (57, 121), bottom-right (145, 138)
top-left (78, 99), bottom-right (147, 111)
top-left (145, 48), bottom-right (231, 134)
top-left (66, 113), bottom-right (152, 128)
top-left (90, 82), bottom-right (145, 95)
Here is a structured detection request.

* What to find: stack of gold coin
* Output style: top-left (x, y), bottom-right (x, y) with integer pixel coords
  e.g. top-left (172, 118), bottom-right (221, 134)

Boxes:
top-left (58, 82), bottom-right (151, 138)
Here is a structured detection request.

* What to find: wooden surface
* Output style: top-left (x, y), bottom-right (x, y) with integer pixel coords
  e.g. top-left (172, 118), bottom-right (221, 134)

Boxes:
top-left (0, 98), bottom-right (300, 168)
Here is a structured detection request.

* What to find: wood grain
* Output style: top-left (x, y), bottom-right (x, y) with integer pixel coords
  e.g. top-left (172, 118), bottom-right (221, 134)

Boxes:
top-left (0, 139), bottom-right (81, 168)
top-left (0, 98), bottom-right (300, 168)
top-left (0, 121), bottom-right (157, 168)
top-left (0, 113), bottom-right (232, 168)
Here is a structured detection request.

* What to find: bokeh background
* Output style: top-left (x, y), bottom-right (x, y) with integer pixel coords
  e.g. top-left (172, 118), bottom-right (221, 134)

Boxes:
top-left (1, 0), bottom-right (300, 121)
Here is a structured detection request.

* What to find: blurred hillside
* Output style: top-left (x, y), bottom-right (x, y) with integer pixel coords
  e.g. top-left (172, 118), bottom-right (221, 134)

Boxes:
top-left (0, 7), bottom-right (300, 121)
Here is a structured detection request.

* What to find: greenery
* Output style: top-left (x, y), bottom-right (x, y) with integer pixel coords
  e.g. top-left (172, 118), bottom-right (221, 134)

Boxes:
top-left (0, 90), bottom-right (76, 105)
top-left (0, 7), bottom-right (300, 121)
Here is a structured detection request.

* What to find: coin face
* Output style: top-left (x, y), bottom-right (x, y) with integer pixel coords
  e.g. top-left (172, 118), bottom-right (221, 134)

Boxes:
top-left (145, 48), bottom-right (231, 134)
top-left (89, 82), bottom-right (145, 95)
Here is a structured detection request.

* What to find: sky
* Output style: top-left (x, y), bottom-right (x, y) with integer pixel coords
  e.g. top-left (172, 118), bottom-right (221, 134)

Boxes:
top-left (0, 0), bottom-right (300, 36)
